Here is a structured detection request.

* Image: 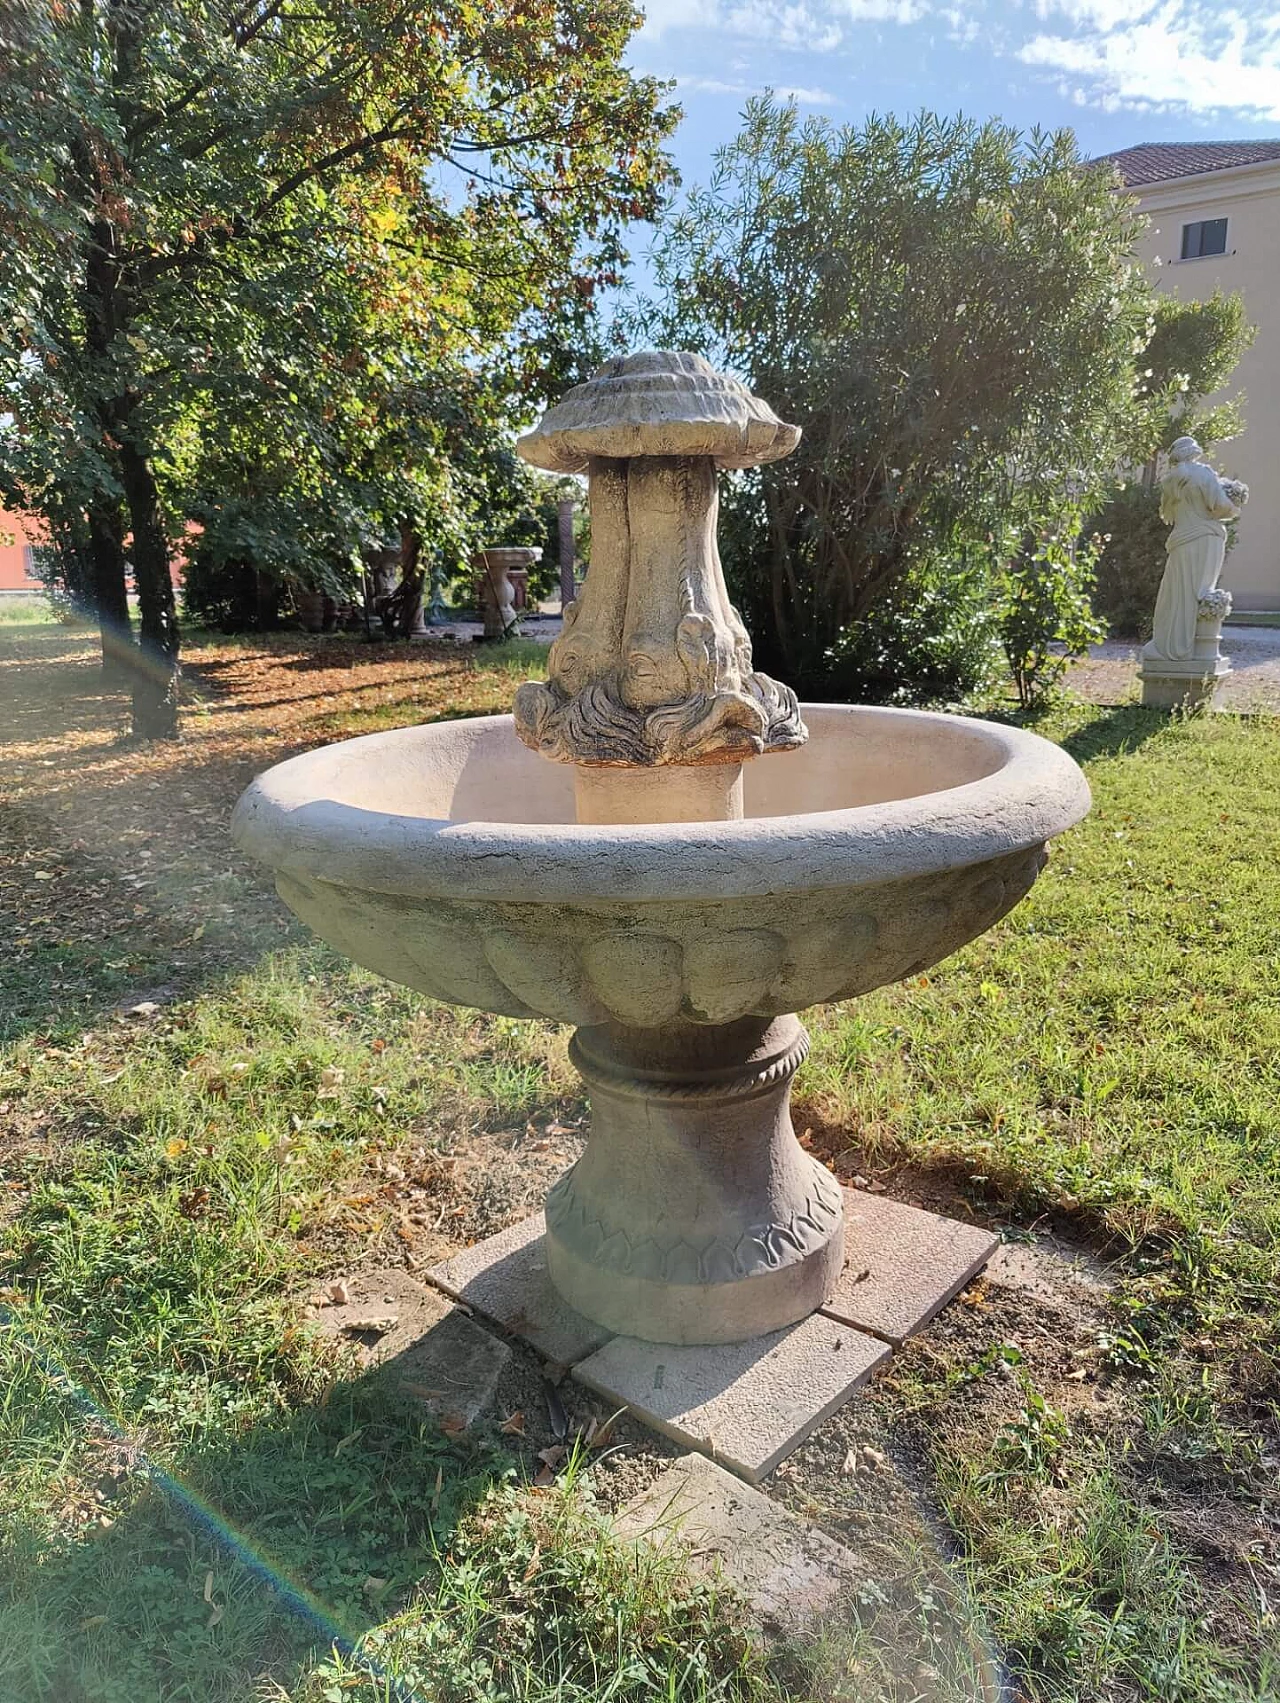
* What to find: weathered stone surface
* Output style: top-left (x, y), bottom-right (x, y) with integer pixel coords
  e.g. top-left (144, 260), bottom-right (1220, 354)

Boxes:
top-left (307, 1265), bottom-right (453, 1366)
top-left (308, 1265), bottom-right (509, 1427)
top-left (614, 1453), bottom-right (859, 1633)
top-left (231, 347), bottom-right (1091, 1354)
top-left (476, 546), bottom-right (540, 642)
top-left (820, 1190), bottom-right (998, 1347)
top-left (381, 1310), bottom-right (511, 1429)
top-left (427, 1215), bottom-right (612, 1365)
top-left (574, 1313), bottom-right (890, 1482)
top-left (1141, 436), bottom-right (1246, 674)
top-left (547, 1018), bottom-right (845, 1345)
top-left (231, 707), bottom-right (1082, 1028)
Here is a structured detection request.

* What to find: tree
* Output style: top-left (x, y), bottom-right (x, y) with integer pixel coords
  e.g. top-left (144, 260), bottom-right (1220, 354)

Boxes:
top-left (636, 102), bottom-right (1157, 694)
top-left (0, 0), bottom-right (676, 735)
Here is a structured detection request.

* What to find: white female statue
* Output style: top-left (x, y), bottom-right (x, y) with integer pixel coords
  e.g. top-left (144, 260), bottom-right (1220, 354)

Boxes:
top-left (1146, 436), bottom-right (1248, 664)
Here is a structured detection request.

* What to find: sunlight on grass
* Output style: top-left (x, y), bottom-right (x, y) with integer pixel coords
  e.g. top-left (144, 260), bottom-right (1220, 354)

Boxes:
top-left (2, 638), bottom-right (1278, 1702)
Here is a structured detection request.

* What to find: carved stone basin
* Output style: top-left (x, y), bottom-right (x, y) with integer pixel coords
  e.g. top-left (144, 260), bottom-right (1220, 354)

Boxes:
top-left (233, 704), bottom-right (1086, 1345)
top-left (232, 705), bottom-right (1085, 1028)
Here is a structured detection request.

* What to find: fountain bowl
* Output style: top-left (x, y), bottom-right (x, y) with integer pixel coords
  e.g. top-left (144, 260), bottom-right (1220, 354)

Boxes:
top-left (233, 702), bottom-right (1087, 1343)
top-left (231, 704), bottom-right (1089, 1030)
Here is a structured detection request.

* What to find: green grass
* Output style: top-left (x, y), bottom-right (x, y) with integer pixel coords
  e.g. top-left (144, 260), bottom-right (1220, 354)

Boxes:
top-left (802, 702), bottom-right (1280, 1700)
top-left (0, 594), bottom-right (59, 624)
top-left (2, 626), bottom-right (1278, 1702)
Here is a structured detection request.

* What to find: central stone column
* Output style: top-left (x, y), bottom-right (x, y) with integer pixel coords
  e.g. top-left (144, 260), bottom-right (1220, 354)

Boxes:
top-left (512, 351), bottom-right (842, 1343)
top-left (545, 1016), bottom-right (845, 1344)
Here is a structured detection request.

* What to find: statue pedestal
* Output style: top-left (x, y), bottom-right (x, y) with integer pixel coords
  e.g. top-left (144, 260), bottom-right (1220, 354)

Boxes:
top-left (1140, 590), bottom-right (1232, 710)
top-left (475, 546), bottom-right (541, 640)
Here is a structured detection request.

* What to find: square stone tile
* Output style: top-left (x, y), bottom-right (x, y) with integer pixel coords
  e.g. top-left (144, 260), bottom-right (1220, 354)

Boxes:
top-left (427, 1213), bottom-right (612, 1365)
top-left (614, 1453), bottom-right (859, 1633)
top-left (574, 1313), bottom-right (890, 1483)
top-left (821, 1188), bottom-right (998, 1347)
top-left (306, 1264), bottom-right (510, 1428)
top-left (381, 1311), bottom-right (511, 1429)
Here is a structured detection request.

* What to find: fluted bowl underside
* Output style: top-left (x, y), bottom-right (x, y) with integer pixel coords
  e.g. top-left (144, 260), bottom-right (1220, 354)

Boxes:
top-left (232, 706), bottom-right (1089, 1027)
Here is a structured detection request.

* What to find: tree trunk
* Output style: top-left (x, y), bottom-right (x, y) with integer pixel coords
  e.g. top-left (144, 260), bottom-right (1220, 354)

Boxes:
top-left (85, 497), bottom-right (133, 684)
top-left (118, 438), bottom-right (180, 739)
top-left (395, 525), bottom-right (425, 639)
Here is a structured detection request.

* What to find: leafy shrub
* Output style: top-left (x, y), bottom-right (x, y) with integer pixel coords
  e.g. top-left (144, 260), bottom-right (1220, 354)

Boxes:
top-left (1090, 484), bottom-right (1166, 640)
top-left (999, 515), bottom-right (1105, 708)
top-left (820, 549), bottom-right (1002, 706)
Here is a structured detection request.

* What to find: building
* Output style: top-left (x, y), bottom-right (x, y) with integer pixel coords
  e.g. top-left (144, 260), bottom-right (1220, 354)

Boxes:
top-left (1099, 140), bottom-right (1280, 613)
top-left (0, 509), bottom-right (42, 594)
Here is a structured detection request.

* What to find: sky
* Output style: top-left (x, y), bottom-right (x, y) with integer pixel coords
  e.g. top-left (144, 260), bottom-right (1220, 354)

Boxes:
top-left (627, 0), bottom-right (1280, 187)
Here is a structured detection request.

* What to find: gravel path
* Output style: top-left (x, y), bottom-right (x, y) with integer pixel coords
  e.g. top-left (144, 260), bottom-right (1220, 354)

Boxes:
top-left (1066, 623), bottom-right (1280, 710)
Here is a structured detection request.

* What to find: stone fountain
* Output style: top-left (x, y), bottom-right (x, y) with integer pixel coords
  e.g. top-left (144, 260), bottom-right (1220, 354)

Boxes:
top-left (233, 352), bottom-right (1089, 1468)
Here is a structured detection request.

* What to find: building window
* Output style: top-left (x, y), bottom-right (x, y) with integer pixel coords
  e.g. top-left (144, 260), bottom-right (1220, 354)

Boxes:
top-left (22, 545), bottom-right (40, 583)
top-left (1181, 218), bottom-right (1228, 259)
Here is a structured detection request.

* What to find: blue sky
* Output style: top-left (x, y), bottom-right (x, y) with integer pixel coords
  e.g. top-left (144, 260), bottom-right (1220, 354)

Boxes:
top-left (627, 0), bottom-right (1280, 186)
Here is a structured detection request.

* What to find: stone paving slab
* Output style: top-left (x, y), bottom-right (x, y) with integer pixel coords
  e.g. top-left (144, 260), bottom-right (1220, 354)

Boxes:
top-left (820, 1189), bottom-right (998, 1347)
top-left (307, 1264), bottom-right (510, 1427)
top-left (574, 1313), bottom-right (890, 1483)
top-left (614, 1452), bottom-right (859, 1633)
top-left (427, 1214), bottom-right (613, 1366)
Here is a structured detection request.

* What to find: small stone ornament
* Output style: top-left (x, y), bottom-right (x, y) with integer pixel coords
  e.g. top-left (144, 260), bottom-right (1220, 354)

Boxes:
top-left (513, 351), bottom-right (807, 768)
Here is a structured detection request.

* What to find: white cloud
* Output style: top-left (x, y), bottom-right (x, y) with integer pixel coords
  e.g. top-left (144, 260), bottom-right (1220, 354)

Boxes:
top-left (1034, 0), bottom-right (1153, 25)
top-left (677, 75), bottom-right (753, 93)
top-left (638, 0), bottom-right (925, 47)
top-left (774, 83), bottom-right (840, 101)
top-left (1019, 2), bottom-right (1280, 119)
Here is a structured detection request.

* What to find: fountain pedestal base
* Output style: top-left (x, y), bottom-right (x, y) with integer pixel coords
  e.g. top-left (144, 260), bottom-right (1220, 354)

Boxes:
top-left (544, 1015), bottom-right (845, 1345)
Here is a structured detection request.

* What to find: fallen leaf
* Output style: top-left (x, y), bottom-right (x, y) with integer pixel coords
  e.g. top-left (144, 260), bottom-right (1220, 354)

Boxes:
top-left (500, 1411), bottom-right (526, 1435)
top-left (439, 1413), bottom-right (467, 1437)
top-left (840, 1447), bottom-right (859, 1475)
top-left (430, 1466), bottom-right (443, 1513)
top-left (537, 1444), bottom-right (567, 1470)
top-left (327, 1280), bottom-right (350, 1305)
top-left (587, 1414), bottom-right (619, 1450)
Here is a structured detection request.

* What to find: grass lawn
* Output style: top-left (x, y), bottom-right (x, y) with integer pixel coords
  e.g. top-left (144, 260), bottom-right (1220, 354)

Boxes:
top-left (1, 617), bottom-right (1277, 1702)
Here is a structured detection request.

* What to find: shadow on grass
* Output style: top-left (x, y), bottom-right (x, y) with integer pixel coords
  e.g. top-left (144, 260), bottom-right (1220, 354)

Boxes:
top-left (0, 625), bottom-right (541, 1049)
top-left (1059, 704), bottom-right (1172, 764)
top-left (0, 1331), bottom-right (512, 1703)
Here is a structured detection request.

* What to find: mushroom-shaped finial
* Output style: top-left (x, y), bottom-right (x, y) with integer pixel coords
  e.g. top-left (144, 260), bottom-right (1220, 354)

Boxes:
top-left (516, 350), bottom-right (800, 473)
top-left (513, 351), bottom-right (806, 773)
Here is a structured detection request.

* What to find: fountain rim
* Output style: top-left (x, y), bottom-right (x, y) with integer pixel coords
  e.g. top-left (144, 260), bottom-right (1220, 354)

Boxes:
top-left (231, 703), bottom-right (1090, 905)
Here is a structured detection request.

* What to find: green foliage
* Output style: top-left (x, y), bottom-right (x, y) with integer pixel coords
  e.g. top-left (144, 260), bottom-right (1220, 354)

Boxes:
top-left (0, 0), bottom-right (677, 728)
top-left (1091, 483), bottom-right (1167, 639)
top-left (1136, 292), bottom-right (1253, 456)
top-left (819, 546), bottom-right (1002, 706)
top-left (638, 102), bottom-right (1153, 694)
top-left (998, 511), bottom-right (1106, 709)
